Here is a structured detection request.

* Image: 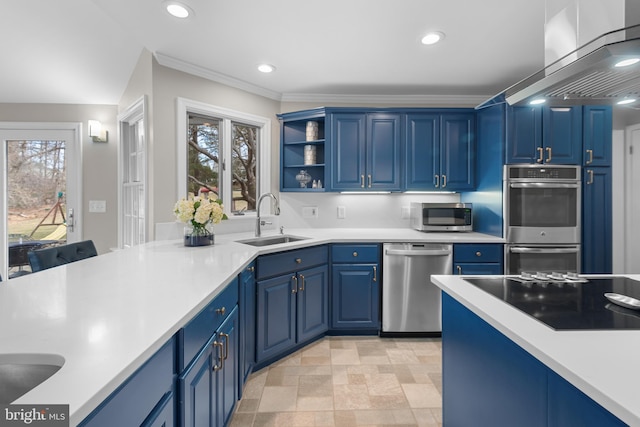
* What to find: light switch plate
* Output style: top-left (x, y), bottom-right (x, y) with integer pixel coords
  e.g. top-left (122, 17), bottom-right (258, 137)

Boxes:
top-left (302, 206), bottom-right (318, 218)
top-left (337, 206), bottom-right (346, 219)
top-left (401, 205), bottom-right (411, 219)
top-left (89, 200), bottom-right (106, 213)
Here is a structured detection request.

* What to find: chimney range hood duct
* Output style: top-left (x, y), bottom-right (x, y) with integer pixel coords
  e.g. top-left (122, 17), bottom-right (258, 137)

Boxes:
top-left (503, 24), bottom-right (640, 106)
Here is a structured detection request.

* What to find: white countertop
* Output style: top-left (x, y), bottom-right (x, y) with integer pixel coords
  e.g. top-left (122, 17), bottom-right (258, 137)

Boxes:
top-left (431, 274), bottom-right (640, 426)
top-left (0, 228), bottom-right (501, 425)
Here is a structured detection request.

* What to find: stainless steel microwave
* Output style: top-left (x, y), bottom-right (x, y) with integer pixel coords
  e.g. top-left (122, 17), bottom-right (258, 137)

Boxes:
top-left (410, 202), bottom-right (473, 232)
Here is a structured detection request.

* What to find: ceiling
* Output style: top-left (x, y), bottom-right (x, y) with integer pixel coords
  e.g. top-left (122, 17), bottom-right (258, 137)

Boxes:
top-left (1, 0), bottom-right (547, 105)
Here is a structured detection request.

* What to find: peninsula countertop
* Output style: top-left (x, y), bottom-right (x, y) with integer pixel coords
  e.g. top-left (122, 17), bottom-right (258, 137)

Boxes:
top-left (431, 274), bottom-right (640, 426)
top-left (0, 228), bottom-right (502, 425)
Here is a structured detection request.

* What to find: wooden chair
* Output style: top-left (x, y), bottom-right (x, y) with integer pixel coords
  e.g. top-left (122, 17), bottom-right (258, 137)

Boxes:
top-left (28, 240), bottom-right (98, 273)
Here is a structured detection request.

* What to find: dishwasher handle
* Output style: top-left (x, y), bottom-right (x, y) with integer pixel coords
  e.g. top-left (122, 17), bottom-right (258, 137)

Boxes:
top-left (385, 248), bottom-right (452, 257)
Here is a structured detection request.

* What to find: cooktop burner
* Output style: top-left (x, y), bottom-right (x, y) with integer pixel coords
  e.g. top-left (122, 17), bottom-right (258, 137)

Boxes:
top-left (465, 276), bottom-right (640, 330)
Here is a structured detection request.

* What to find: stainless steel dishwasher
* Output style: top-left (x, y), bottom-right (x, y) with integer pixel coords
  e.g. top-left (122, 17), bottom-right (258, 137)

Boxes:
top-left (382, 243), bottom-right (452, 335)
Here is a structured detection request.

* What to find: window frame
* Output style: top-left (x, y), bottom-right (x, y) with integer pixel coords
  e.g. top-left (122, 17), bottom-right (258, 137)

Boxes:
top-left (176, 98), bottom-right (271, 217)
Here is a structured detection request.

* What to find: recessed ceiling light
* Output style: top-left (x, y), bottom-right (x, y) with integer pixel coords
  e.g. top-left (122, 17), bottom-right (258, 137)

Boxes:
top-left (421, 31), bottom-right (445, 45)
top-left (164, 1), bottom-right (192, 18)
top-left (614, 58), bottom-right (640, 68)
top-left (617, 98), bottom-right (637, 105)
top-left (529, 98), bottom-right (546, 105)
top-left (258, 64), bottom-right (276, 73)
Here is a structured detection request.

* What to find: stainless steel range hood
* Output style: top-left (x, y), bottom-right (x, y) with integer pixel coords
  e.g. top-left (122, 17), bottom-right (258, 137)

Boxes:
top-left (504, 24), bottom-right (640, 106)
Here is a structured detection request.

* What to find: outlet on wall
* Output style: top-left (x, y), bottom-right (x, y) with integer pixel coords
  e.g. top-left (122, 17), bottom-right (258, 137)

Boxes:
top-left (337, 206), bottom-right (346, 219)
top-left (302, 206), bottom-right (319, 218)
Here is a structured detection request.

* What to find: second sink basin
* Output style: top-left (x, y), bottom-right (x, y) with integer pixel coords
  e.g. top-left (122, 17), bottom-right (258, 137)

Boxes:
top-left (0, 354), bottom-right (64, 404)
top-left (237, 235), bottom-right (308, 247)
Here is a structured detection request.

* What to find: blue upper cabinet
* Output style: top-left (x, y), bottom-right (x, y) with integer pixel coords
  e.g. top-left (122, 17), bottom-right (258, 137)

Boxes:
top-left (329, 111), bottom-right (402, 191)
top-left (405, 112), bottom-right (475, 191)
top-left (506, 105), bottom-right (582, 164)
top-left (583, 106), bottom-right (612, 166)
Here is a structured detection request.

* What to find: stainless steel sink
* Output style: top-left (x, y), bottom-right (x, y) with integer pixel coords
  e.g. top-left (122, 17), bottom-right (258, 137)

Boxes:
top-left (237, 235), bottom-right (308, 247)
top-left (0, 354), bottom-right (64, 403)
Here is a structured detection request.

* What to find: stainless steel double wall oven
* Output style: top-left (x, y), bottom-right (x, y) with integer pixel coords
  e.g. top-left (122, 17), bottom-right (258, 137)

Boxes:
top-left (504, 165), bottom-right (581, 274)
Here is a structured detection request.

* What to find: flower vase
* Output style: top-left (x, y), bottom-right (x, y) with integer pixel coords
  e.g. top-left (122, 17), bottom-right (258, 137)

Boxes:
top-left (184, 223), bottom-right (214, 247)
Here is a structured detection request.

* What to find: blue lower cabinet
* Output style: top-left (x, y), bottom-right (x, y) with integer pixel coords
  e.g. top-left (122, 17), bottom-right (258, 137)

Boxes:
top-left (582, 167), bottom-right (612, 273)
top-left (179, 306), bottom-right (239, 427)
top-left (78, 337), bottom-right (177, 427)
top-left (238, 262), bottom-right (256, 399)
top-left (442, 293), bottom-right (626, 427)
top-left (453, 243), bottom-right (504, 275)
top-left (256, 264), bottom-right (328, 365)
top-left (331, 265), bottom-right (379, 330)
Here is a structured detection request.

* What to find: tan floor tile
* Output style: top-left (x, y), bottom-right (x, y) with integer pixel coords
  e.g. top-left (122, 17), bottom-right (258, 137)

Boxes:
top-left (237, 397), bottom-right (260, 413)
top-left (333, 384), bottom-right (371, 410)
top-left (229, 412), bottom-right (255, 427)
top-left (334, 410), bottom-right (357, 427)
top-left (331, 348), bottom-right (360, 365)
top-left (401, 383), bottom-right (442, 408)
top-left (331, 365), bottom-right (349, 385)
top-left (368, 394), bottom-right (410, 409)
top-left (258, 385), bottom-right (298, 412)
top-left (359, 355), bottom-right (390, 365)
top-left (347, 373), bottom-right (367, 385)
top-left (355, 408), bottom-right (416, 425)
top-left (297, 396), bottom-right (335, 411)
top-left (299, 375), bottom-right (334, 397)
top-left (412, 408), bottom-right (441, 426)
top-left (386, 348), bottom-right (421, 365)
top-left (346, 364), bottom-right (378, 375)
top-left (301, 356), bottom-right (332, 365)
top-left (364, 373), bottom-right (403, 396)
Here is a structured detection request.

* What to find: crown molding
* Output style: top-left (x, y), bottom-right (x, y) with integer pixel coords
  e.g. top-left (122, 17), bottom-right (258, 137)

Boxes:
top-left (280, 93), bottom-right (491, 106)
top-left (154, 52), bottom-right (283, 101)
top-left (154, 52), bottom-right (491, 107)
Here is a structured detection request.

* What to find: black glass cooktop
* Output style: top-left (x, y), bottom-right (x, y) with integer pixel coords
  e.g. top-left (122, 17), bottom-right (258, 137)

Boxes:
top-left (466, 277), bottom-right (640, 330)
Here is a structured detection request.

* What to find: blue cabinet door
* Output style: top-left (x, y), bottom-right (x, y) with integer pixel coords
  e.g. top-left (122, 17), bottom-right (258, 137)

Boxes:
top-left (297, 265), bottom-right (329, 342)
top-left (331, 264), bottom-right (379, 330)
top-left (583, 106), bottom-right (612, 166)
top-left (507, 106), bottom-right (542, 164)
top-left (142, 392), bottom-right (175, 427)
top-left (582, 167), bottom-right (612, 273)
top-left (405, 113), bottom-right (439, 190)
top-left (216, 307), bottom-right (238, 427)
top-left (180, 336), bottom-right (216, 427)
top-left (256, 274), bottom-right (296, 363)
top-left (238, 263), bottom-right (255, 398)
top-left (543, 106), bottom-right (582, 164)
top-left (330, 113), bottom-right (366, 190)
top-left (366, 113), bottom-right (402, 190)
top-left (441, 113), bottom-right (475, 190)
top-left (453, 262), bottom-right (503, 275)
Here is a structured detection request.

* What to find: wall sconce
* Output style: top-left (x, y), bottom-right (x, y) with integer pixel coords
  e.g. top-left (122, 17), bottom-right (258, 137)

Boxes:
top-left (88, 120), bottom-right (108, 143)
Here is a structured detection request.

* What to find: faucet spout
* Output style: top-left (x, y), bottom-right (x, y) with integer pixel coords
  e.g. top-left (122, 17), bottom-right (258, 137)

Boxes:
top-left (256, 192), bottom-right (280, 237)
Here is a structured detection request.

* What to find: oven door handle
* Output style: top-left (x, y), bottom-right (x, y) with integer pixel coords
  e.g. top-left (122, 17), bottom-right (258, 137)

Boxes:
top-left (509, 247), bottom-right (579, 254)
top-left (509, 183), bottom-right (580, 189)
top-left (385, 249), bottom-right (452, 257)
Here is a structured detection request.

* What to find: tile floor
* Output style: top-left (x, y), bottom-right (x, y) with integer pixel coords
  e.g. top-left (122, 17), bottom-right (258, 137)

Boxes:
top-left (231, 336), bottom-right (443, 427)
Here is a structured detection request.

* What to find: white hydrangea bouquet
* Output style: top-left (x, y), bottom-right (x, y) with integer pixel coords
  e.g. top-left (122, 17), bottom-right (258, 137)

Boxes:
top-left (174, 193), bottom-right (227, 245)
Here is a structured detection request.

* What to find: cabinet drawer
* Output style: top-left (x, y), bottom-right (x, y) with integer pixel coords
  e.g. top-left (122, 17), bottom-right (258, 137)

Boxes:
top-left (79, 337), bottom-right (176, 427)
top-left (257, 245), bottom-right (328, 280)
top-left (179, 278), bottom-right (239, 371)
top-left (331, 244), bottom-right (379, 263)
top-left (454, 244), bottom-right (503, 263)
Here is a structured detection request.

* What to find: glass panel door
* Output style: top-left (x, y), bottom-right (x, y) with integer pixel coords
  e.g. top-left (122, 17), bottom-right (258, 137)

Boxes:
top-left (0, 126), bottom-right (79, 281)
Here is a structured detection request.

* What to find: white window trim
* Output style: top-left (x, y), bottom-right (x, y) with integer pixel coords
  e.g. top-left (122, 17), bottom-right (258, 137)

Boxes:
top-left (176, 98), bottom-right (271, 216)
top-left (117, 96), bottom-right (149, 247)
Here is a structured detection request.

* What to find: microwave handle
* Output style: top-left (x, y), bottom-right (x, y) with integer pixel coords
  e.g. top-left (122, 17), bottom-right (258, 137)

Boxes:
top-left (509, 183), bottom-right (579, 189)
top-left (510, 247), bottom-right (579, 254)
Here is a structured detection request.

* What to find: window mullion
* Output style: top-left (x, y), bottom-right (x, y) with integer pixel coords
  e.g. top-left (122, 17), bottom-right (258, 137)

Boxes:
top-left (222, 118), bottom-right (233, 214)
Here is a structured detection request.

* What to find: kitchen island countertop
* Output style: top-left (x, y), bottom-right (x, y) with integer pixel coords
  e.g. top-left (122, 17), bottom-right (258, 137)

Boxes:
top-left (431, 274), bottom-right (640, 426)
top-left (0, 228), bottom-right (501, 425)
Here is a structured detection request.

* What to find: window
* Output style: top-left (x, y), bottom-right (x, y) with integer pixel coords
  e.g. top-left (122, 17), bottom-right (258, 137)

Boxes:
top-left (177, 99), bottom-right (271, 215)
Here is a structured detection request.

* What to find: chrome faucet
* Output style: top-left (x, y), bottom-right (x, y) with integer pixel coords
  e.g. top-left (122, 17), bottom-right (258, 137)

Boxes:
top-left (255, 192), bottom-right (281, 237)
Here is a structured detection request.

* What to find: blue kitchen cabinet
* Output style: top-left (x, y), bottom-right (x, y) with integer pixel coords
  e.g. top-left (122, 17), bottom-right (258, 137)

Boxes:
top-left (583, 105), bottom-right (612, 167)
top-left (238, 262), bottom-right (255, 398)
top-left (255, 246), bottom-right (329, 366)
top-left (453, 243), bottom-right (503, 275)
top-left (78, 337), bottom-right (177, 427)
top-left (179, 306), bottom-right (239, 427)
top-left (442, 293), bottom-right (626, 427)
top-left (178, 280), bottom-right (239, 427)
top-left (329, 112), bottom-right (402, 191)
top-left (405, 112), bottom-right (475, 191)
top-left (278, 108), bottom-right (326, 192)
top-left (506, 105), bottom-right (582, 164)
top-left (582, 167), bottom-right (612, 273)
top-left (330, 244), bottom-right (380, 332)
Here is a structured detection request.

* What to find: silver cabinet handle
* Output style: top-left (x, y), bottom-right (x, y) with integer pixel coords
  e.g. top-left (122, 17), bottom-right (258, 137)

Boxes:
top-left (586, 149), bottom-right (593, 165)
top-left (587, 169), bottom-right (594, 185)
top-left (361, 175), bottom-right (365, 188)
top-left (368, 174), bottom-right (372, 188)
top-left (442, 175), bottom-right (447, 188)
top-left (291, 275), bottom-right (298, 294)
top-left (212, 340), bottom-right (224, 372)
top-left (434, 174), bottom-right (440, 188)
top-left (373, 266), bottom-right (377, 282)
top-left (546, 147), bottom-right (552, 163)
top-left (299, 274), bottom-right (305, 292)
top-left (536, 147), bottom-right (544, 163)
top-left (457, 265), bottom-right (462, 275)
